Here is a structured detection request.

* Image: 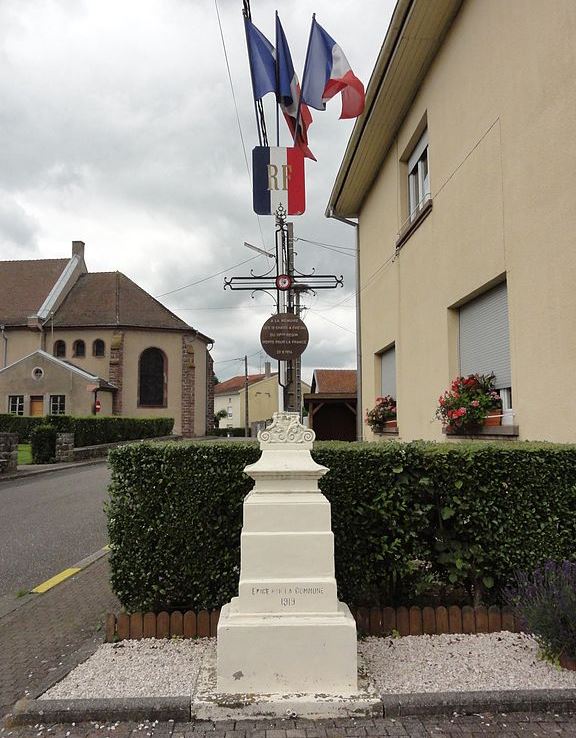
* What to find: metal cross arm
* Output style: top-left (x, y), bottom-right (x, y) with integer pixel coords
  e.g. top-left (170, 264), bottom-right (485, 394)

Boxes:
top-left (224, 276), bottom-right (279, 291)
top-left (223, 274), bottom-right (343, 291)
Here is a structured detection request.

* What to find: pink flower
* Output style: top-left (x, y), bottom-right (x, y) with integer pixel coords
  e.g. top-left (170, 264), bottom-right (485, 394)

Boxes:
top-left (471, 400), bottom-right (479, 408)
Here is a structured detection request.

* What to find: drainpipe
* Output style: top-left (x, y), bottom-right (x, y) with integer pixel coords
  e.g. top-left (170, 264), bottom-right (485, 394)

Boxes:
top-left (326, 209), bottom-right (362, 441)
top-left (1, 325), bottom-right (7, 367)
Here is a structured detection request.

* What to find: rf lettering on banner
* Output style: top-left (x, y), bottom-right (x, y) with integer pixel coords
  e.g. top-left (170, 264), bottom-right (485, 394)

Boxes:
top-left (252, 146), bottom-right (306, 215)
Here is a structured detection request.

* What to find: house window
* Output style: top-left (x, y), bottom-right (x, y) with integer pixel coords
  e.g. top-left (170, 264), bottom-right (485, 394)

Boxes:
top-left (93, 339), bottom-right (105, 357)
top-left (227, 404), bottom-right (233, 418)
top-left (54, 340), bottom-right (66, 358)
top-left (139, 347), bottom-right (166, 406)
top-left (408, 129), bottom-right (430, 219)
top-left (459, 281), bottom-right (512, 407)
top-left (73, 340), bottom-right (86, 358)
top-left (8, 395), bottom-right (24, 416)
top-left (379, 345), bottom-right (396, 400)
top-left (50, 395), bottom-right (66, 415)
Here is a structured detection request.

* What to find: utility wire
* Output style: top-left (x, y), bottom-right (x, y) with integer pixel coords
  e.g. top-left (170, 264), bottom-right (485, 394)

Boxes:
top-left (296, 237), bottom-right (356, 252)
top-left (307, 309), bottom-right (356, 335)
top-left (214, 347), bottom-right (262, 365)
top-left (155, 255), bottom-right (260, 298)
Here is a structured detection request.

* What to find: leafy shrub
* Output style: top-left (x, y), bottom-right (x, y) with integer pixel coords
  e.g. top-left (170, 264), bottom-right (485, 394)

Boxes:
top-left (505, 561), bottom-right (576, 659)
top-left (30, 424), bottom-right (58, 464)
top-left (106, 440), bottom-right (576, 613)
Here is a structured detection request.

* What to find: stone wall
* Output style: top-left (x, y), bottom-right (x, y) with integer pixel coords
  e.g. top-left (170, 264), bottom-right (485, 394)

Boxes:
top-left (181, 334), bottom-right (196, 438)
top-left (0, 432), bottom-right (18, 474)
top-left (55, 433), bottom-right (75, 463)
top-left (109, 331), bottom-right (124, 415)
top-left (72, 434), bottom-right (181, 461)
top-left (205, 352), bottom-right (215, 435)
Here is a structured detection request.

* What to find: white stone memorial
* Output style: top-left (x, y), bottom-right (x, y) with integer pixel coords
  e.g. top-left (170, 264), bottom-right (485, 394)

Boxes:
top-left (217, 412), bottom-right (357, 695)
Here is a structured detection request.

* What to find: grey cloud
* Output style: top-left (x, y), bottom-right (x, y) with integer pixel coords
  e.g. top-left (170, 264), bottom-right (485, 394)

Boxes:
top-left (0, 195), bottom-right (39, 252)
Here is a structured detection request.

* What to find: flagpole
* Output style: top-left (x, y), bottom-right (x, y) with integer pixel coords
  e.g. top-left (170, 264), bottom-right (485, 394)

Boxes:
top-left (294, 13), bottom-right (315, 146)
top-left (275, 10), bottom-right (280, 146)
top-left (242, 10), bottom-right (264, 146)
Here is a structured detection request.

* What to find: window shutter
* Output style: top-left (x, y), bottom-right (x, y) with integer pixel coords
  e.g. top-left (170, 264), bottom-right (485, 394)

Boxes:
top-left (459, 282), bottom-right (511, 389)
top-left (380, 346), bottom-right (396, 398)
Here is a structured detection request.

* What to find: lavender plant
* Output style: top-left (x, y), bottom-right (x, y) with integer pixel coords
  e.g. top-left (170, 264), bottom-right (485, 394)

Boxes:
top-left (505, 561), bottom-right (576, 659)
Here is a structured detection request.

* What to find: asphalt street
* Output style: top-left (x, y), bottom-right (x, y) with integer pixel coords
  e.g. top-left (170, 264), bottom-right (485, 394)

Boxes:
top-left (0, 463), bottom-right (111, 600)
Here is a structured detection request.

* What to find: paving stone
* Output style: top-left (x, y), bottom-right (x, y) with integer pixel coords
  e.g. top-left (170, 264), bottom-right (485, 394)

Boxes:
top-left (0, 556), bottom-right (119, 719)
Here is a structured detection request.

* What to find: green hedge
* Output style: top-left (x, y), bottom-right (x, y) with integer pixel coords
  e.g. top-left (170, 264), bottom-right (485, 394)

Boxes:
top-left (106, 440), bottom-right (576, 613)
top-left (0, 414), bottom-right (173, 445)
top-left (30, 424), bottom-right (58, 463)
top-left (0, 415), bottom-right (68, 442)
top-left (72, 417), bottom-right (174, 447)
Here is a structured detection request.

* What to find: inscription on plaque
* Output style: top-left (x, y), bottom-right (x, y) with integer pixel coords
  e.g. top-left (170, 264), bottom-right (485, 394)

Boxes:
top-left (260, 313), bottom-right (309, 361)
top-left (250, 585), bottom-right (325, 608)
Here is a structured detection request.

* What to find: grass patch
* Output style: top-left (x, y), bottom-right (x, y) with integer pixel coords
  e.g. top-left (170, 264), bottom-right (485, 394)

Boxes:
top-left (18, 444), bottom-right (32, 465)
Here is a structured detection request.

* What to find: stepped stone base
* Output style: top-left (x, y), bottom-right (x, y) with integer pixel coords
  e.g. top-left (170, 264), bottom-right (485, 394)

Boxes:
top-left (217, 600), bottom-right (357, 695)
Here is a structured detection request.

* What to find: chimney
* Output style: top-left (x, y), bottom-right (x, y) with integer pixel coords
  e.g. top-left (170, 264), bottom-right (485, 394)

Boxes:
top-left (72, 240), bottom-right (85, 259)
top-left (264, 361), bottom-right (271, 378)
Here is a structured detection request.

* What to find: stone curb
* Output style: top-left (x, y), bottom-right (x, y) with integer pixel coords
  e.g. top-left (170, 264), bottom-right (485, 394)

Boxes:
top-left (6, 696), bottom-right (190, 726)
top-left (380, 688), bottom-right (576, 717)
top-left (0, 457), bottom-right (108, 482)
top-left (6, 688), bottom-right (576, 726)
top-left (0, 548), bottom-right (110, 620)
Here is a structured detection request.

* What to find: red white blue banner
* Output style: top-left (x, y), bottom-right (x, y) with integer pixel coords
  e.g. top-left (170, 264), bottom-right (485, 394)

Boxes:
top-left (253, 146), bottom-right (305, 215)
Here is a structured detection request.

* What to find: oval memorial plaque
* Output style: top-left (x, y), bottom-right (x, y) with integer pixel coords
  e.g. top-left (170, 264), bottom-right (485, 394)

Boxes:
top-left (260, 313), bottom-right (309, 361)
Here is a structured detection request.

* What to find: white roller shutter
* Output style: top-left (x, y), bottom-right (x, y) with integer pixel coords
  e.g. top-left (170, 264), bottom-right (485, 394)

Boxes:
top-left (459, 282), bottom-right (511, 389)
top-left (380, 346), bottom-right (397, 398)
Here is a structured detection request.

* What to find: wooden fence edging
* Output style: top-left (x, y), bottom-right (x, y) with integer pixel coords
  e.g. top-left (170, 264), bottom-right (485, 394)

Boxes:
top-left (104, 604), bottom-right (522, 642)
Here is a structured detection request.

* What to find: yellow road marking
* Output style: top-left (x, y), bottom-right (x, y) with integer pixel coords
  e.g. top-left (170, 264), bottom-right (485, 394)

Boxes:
top-left (31, 567), bottom-right (81, 593)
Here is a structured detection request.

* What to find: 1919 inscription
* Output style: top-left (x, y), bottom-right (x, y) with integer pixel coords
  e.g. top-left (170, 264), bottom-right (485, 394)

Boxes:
top-left (251, 585), bottom-right (325, 608)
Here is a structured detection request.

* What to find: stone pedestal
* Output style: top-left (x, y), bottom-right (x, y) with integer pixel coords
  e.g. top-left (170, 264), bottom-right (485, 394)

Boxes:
top-left (217, 412), bottom-right (357, 695)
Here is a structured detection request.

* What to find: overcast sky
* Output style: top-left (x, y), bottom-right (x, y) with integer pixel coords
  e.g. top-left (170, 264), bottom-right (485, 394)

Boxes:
top-left (0, 0), bottom-right (395, 382)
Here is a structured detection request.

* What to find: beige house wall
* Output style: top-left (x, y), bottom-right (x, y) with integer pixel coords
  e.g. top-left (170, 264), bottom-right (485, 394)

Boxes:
top-left (358, 0), bottom-right (576, 443)
top-left (122, 331), bottom-right (182, 434)
top-left (0, 353), bottom-right (112, 417)
top-left (3, 329), bottom-right (42, 368)
top-left (214, 392), bottom-right (241, 428)
top-left (2, 326), bottom-right (210, 435)
top-left (216, 376), bottom-right (311, 429)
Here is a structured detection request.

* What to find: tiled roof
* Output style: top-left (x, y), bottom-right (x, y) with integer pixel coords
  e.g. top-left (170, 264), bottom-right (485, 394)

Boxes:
top-left (0, 259), bottom-right (68, 326)
top-left (52, 272), bottom-right (205, 334)
top-left (312, 369), bottom-right (357, 394)
top-left (215, 373), bottom-right (273, 395)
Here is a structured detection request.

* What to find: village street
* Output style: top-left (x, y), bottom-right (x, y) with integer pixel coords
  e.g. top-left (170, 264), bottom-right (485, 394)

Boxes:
top-left (0, 463), bottom-right (110, 608)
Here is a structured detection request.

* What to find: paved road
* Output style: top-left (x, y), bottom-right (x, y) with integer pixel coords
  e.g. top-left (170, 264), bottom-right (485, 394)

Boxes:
top-left (0, 463), bottom-right (111, 599)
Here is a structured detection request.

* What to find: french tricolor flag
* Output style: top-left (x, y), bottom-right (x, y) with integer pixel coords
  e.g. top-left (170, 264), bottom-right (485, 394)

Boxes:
top-left (253, 147), bottom-right (305, 216)
top-left (276, 13), bottom-right (315, 161)
top-left (301, 17), bottom-right (365, 120)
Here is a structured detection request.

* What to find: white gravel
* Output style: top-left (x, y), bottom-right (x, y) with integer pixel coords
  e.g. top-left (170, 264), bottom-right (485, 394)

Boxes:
top-left (359, 632), bottom-right (576, 693)
top-left (41, 632), bottom-right (576, 700)
top-left (42, 638), bottom-right (211, 699)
